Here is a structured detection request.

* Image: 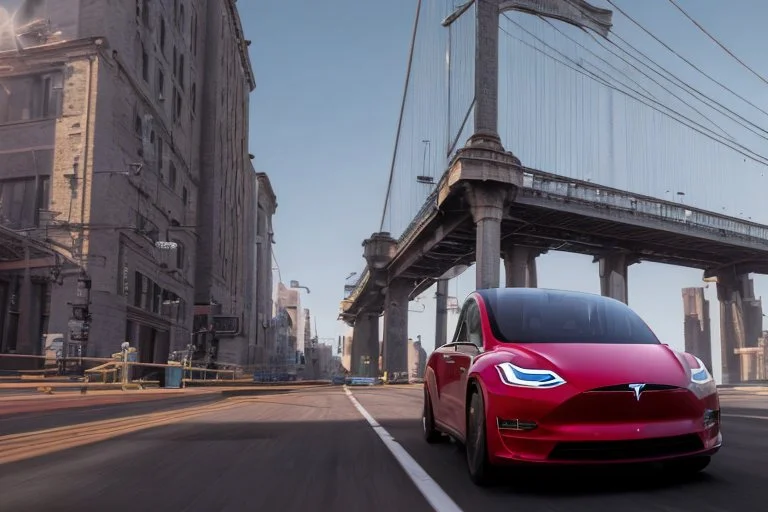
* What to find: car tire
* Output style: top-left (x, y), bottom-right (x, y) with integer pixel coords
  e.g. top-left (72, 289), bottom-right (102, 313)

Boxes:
top-left (423, 388), bottom-right (443, 443)
top-left (666, 456), bottom-right (711, 475)
top-left (466, 388), bottom-right (495, 486)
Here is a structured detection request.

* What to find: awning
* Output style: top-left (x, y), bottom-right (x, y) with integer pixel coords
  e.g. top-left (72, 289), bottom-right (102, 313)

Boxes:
top-left (0, 225), bottom-right (74, 272)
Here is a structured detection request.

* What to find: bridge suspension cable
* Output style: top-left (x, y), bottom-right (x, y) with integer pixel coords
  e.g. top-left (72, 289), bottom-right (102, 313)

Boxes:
top-left (501, 14), bottom-right (768, 167)
top-left (666, 0), bottom-right (768, 87)
top-left (604, 0), bottom-right (768, 119)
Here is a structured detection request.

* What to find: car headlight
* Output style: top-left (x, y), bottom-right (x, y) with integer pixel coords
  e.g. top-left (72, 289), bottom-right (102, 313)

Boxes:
top-left (689, 356), bottom-right (713, 384)
top-left (495, 362), bottom-right (566, 388)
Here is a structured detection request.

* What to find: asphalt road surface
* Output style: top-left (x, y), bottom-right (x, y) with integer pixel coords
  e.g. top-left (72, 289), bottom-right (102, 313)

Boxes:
top-left (0, 385), bottom-right (765, 512)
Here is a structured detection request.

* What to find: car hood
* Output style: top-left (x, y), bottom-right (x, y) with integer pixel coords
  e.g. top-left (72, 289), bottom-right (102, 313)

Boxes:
top-left (499, 343), bottom-right (691, 390)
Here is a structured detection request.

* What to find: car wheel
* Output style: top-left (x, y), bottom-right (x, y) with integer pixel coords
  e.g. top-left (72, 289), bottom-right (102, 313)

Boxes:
top-left (423, 388), bottom-right (443, 443)
top-left (466, 388), bottom-right (495, 486)
top-left (666, 456), bottom-right (711, 475)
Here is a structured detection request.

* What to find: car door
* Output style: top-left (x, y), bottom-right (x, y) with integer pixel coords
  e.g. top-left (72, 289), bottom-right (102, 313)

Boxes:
top-left (451, 300), bottom-right (483, 435)
top-left (429, 342), bottom-right (456, 424)
top-left (440, 301), bottom-right (475, 433)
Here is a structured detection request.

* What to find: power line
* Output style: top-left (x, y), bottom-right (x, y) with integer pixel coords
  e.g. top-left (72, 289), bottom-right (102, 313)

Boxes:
top-left (593, 32), bottom-right (768, 142)
top-left (561, 0), bottom-right (768, 133)
top-left (539, 16), bottom-right (731, 140)
top-left (499, 17), bottom-right (768, 166)
top-left (604, 0), bottom-right (768, 119)
top-left (666, 0), bottom-right (768, 86)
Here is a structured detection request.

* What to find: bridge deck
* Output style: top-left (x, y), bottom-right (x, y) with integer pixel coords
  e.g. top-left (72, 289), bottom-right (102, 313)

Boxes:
top-left (341, 168), bottom-right (768, 320)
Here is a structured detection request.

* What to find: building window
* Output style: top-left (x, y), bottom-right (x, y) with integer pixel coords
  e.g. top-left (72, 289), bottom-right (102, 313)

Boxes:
top-left (0, 177), bottom-right (49, 229)
top-left (175, 89), bottom-right (182, 122)
top-left (191, 11), bottom-right (197, 55)
top-left (172, 46), bottom-right (177, 78)
top-left (191, 83), bottom-right (196, 115)
top-left (0, 72), bottom-right (63, 124)
top-left (174, 241), bottom-right (185, 270)
top-left (156, 137), bottom-right (164, 173)
top-left (156, 65), bottom-right (165, 100)
top-left (141, 0), bottom-right (150, 25)
top-left (134, 113), bottom-right (142, 135)
top-left (178, 54), bottom-right (185, 89)
top-left (141, 47), bottom-right (149, 82)
top-left (159, 18), bottom-right (166, 53)
top-left (168, 161), bottom-right (177, 190)
top-left (179, 3), bottom-right (185, 30)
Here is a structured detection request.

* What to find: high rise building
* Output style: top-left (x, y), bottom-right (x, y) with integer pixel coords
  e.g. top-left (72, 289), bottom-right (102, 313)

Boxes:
top-left (0, 0), bottom-right (274, 369)
top-left (682, 287), bottom-right (712, 372)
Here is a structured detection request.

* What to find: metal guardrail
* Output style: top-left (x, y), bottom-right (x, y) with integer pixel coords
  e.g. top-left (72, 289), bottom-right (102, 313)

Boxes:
top-left (0, 353), bottom-right (237, 387)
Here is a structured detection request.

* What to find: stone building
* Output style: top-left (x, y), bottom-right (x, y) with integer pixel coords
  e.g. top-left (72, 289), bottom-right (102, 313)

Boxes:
top-left (0, 0), bottom-right (272, 368)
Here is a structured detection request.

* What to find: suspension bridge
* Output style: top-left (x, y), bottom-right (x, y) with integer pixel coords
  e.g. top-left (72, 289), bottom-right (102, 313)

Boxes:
top-left (338, 0), bottom-right (768, 384)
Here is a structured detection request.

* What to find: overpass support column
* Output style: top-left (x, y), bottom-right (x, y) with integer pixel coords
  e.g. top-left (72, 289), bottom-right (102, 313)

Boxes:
top-left (714, 273), bottom-right (748, 384)
top-left (468, 186), bottom-right (506, 290)
top-left (356, 313), bottom-right (380, 378)
top-left (502, 245), bottom-right (541, 288)
top-left (350, 315), bottom-right (371, 376)
top-left (597, 253), bottom-right (635, 304)
top-left (383, 279), bottom-right (410, 378)
top-left (435, 279), bottom-right (449, 348)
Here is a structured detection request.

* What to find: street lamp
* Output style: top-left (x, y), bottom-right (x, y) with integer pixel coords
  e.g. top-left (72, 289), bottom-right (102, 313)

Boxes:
top-left (290, 280), bottom-right (310, 294)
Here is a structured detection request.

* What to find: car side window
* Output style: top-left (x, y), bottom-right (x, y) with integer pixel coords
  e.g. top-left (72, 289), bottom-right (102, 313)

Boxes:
top-left (466, 301), bottom-right (482, 348)
top-left (454, 317), bottom-right (468, 343)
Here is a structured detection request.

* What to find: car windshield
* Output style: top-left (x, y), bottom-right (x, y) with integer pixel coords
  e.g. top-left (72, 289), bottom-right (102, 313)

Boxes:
top-left (483, 289), bottom-right (660, 344)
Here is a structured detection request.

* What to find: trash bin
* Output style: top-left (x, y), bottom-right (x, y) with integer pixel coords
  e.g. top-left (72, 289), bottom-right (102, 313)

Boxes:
top-left (164, 366), bottom-right (183, 388)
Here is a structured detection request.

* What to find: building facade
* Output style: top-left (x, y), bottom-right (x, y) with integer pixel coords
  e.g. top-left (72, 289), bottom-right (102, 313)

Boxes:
top-left (192, 0), bottom-right (257, 367)
top-left (0, 0), bottom-right (274, 369)
top-left (682, 287), bottom-right (712, 372)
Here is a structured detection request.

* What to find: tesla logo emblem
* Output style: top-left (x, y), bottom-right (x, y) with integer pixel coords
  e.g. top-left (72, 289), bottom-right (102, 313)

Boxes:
top-left (628, 383), bottom-right (646, 401)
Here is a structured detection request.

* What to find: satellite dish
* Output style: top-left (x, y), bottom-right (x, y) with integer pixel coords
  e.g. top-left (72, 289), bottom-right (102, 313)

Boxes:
top-left (439, 264), bottom-right (468, 280)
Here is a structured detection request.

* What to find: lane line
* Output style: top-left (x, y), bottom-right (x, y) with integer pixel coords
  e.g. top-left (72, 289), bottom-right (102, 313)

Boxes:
top-left (722, 413), bottom-right (768, 420)
top-left (344, 386), bottom-right (463, 512)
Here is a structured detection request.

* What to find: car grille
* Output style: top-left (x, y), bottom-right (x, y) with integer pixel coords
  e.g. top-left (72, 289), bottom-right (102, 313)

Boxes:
top-left (544, 386), bottom-right (699, 423)
top-left (548, 434), bottom-right (704, 461)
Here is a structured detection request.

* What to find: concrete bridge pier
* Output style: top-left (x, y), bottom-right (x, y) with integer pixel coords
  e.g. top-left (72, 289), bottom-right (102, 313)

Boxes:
top-left (435, 279), bottom-right (449, 347)
top-left (351, 312), bottom-right (380, 377)
top-left (383, 279), bottom-right (410, 377)
top-left (715, 272), bottom-right (748, 384)
top-left (502, 244), bottom-right (541, 288)
top-left (468, 185), bottom-right (507, 290)
top-left (597, 253), bottom-right (635, 304)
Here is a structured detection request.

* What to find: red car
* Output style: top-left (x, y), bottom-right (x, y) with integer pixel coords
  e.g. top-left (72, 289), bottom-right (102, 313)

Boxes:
top-left (423, 288), bottom-right (721, 485)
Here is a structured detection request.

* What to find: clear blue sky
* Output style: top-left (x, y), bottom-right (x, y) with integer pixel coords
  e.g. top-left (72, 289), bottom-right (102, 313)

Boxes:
top-left (241, 0), bottom-right (768, 383)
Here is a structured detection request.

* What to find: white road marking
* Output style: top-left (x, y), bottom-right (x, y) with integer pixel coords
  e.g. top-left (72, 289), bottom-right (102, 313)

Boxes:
top-left (722, 413), bottom-right (768, 420)
top-left (344, 386), bottom-right (464, 512)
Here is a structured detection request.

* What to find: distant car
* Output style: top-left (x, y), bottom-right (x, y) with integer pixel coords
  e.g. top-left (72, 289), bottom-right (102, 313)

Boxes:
top-left (423, 288), bottom-right (721, 485)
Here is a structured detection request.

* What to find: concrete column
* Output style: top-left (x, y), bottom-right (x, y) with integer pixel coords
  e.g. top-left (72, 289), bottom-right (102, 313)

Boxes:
top-left (435, 279), bottom-right (449, 348)
top-left (351, 313), bottom-right (380, 377)
top-left (598, 253), bottom-right (633, 304)
top-left (350, 322), bottom-right (362, 376)
top-left (364, 313), bottom-right (380, 378)
top-left (502, 245), bottom-right (540, 288)
top-left (473, 0), bottom-right (500, 141)
top-left (715, 273), bottom-right (747, 384)
top-left (383, 279), bottom-right (410, 377)
top-left (467, 185), bottom-right (506, 290)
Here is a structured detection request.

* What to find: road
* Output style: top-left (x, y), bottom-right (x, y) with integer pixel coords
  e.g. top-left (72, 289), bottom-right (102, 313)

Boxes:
top-left (0, 385), bottom-right (765, 512)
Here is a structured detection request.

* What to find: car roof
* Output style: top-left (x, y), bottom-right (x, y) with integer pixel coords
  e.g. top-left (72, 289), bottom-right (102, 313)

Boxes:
top-left (475, 287), bottom-right (622, 305)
